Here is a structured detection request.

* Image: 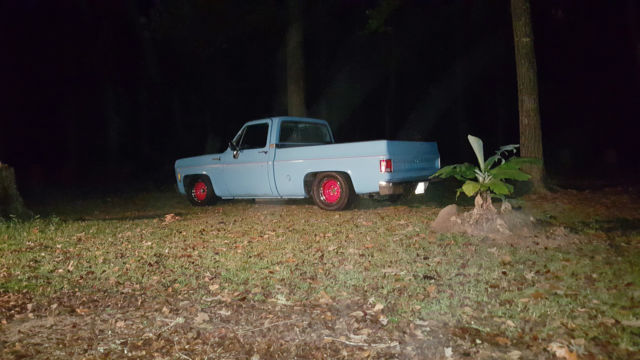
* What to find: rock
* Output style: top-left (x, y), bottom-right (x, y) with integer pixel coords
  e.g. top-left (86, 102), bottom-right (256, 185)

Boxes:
top-left (430, 205), bottom-right (459, 233)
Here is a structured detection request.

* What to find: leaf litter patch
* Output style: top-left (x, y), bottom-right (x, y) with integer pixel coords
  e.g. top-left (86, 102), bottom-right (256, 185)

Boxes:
top-left (1, 291), bottom-right (464, 359)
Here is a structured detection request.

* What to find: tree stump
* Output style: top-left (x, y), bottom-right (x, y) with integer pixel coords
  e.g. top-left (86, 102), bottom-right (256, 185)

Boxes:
top-left (0, 163), bottom-right (31, 219)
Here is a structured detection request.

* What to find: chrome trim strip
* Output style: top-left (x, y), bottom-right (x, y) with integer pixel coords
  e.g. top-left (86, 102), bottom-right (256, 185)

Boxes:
top-left (274, 155), bottom-right (385, 163)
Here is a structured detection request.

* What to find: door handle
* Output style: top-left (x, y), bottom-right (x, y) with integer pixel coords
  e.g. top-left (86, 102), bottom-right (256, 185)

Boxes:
top-left (258, 150), bottom-right (268, 154)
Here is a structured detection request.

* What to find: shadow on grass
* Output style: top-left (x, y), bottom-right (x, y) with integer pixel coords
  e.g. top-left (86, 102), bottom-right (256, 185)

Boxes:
top-left (30, 190), bottom-right (192, 222)
top-left (353, 178), bottom-right (475, 210)
top-left (25, 178), bottom-right (480, 218)
top-left (574, 218), bottom-right (640, 234)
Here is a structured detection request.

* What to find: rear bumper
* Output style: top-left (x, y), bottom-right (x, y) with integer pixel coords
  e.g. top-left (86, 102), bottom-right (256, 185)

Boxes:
top-left (378, 181), bottom-right (429, 195)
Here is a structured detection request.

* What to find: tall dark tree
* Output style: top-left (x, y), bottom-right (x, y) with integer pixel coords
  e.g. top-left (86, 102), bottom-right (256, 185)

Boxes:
top-left (511, 0), bottom-right (545, 191)
top-left (286, 0), bottom-right (307, 116)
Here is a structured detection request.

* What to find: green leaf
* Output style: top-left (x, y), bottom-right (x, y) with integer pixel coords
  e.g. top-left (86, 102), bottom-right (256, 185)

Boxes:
top-left (500, 157), bottom-right (542, 170)
top-left (467, 135), bottom-right (485, 171)
top-left (461, 180), bottom-right (481, 197)
top-left (487, 179), bottom-right (514, 196)
top-left (484, 154), bottom-right (502, 170)
top-left (489, 167), bottom-right (531, 181)
top-left (484, 144), bottom-right (519, 169)
top-left (497, 144), bottom-right (519, 153)
top-left (430, 163), bottom-right (476, 181)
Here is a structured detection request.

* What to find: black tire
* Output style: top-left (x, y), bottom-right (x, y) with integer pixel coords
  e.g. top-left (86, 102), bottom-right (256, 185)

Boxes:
top-left (311, 172), bottom-right (354, 211)
top-left (187, 176), bottom-right (217, 206)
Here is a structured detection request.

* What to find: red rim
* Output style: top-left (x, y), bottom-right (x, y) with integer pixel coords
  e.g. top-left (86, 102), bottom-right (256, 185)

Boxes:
top-left (193, 181), bottom-right (208, 202)
top-left (321, 178), bottom-right (341, 204)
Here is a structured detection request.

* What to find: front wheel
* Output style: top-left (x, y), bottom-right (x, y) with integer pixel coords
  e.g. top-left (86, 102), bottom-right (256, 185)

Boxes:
top-left (187, 177), bottom-right (217, 206)
top-left (311, 172), bottom-right (354, 211)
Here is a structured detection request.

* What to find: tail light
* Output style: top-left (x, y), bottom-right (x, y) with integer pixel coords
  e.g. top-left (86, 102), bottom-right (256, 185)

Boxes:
top-left (380, 159), bottom-right (393, 173)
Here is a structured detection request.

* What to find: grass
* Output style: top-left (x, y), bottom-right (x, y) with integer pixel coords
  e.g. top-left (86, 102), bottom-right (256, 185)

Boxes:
top-left (1, 185), bottom-right (639, 358)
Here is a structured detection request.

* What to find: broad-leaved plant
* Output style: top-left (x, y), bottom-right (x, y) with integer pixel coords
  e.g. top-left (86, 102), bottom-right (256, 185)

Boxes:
top-left (430, 135), bottom-right (541, 200)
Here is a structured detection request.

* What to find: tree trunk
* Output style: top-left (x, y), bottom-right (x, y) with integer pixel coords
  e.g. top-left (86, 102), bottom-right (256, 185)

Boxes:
top-left (0, 163), bottom-right (31, 219)
top-left (286, 0), bottom-right (307, 117)
top-left (511, 0), bottom-right (545, 192)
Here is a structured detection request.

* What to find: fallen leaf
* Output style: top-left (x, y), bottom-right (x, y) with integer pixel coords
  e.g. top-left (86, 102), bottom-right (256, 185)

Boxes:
top-left (494, 336), bottom-right (511, 346)
top-left (547, 342), bottom-right (577, 360)
top-left (350, 311), bottom-right (365, 319)
top-left (75, 308), bottom-right (90, 315)
top-left (531, 291), bottom-right (546, 300)
top-left (507, 350), bottom-right (522, 359)
top-left (194, 312), bottom-right (210, 324)
top-left (500, 256), bottom-right (512, 265)
top-left (163, 213), bottom-right (181, 224)
top-left (373, 303), bottom-right (384, 312)
top-left (600, 317), bottom-right (616, 326)
top-left (274, 294), bottom-right (292, 305)
top-left (349, 333), bottom-right (368, 342)
top-left (317, 291), bottom-right (333, 305)
top-left (621, 319), bottom-right (640, 327)
top-left (444, 347), bottom-right (453, 358)
top-left (378, 314), bottom-right (388, 326)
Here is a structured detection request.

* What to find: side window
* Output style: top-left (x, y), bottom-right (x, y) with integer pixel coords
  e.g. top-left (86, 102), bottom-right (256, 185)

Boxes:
top-left (238, 123), bottom-right (269, 149)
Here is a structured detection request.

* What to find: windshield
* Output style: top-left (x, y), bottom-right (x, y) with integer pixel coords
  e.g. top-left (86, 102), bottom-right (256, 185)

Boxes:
top-left (279, 121), bottom-right (333, 144)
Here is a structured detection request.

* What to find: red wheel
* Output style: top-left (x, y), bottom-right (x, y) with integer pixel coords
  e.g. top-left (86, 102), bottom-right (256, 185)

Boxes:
top-left (311, 172), bottom-right (354, 211)
top-left (193, 181), bottom-right (208, 202)
top-left (321, 178), bottom-right (341, 204)
top-left (187, 176), bottom-right (217, 206)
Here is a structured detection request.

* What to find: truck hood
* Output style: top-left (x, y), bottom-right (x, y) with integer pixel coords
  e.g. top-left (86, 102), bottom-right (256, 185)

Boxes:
top-left (175, 151), bottom-right (226, 170)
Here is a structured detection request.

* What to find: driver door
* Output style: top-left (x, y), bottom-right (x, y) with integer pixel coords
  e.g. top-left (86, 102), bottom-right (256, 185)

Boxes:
top-left (222, 120), bottom-right (274, 197)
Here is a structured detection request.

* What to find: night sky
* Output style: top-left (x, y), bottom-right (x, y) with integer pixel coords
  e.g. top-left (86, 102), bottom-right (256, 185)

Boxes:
top-left (1, 0), bottom-right (638, 198)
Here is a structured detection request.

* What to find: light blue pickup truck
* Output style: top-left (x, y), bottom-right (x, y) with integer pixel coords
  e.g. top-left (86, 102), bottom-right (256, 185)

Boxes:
top-left (174, 117), bottom-right (439, 210)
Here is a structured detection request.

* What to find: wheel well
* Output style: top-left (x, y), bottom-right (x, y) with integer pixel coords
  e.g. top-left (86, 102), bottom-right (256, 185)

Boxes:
top-left (303, 171), bottom-right (353, 196)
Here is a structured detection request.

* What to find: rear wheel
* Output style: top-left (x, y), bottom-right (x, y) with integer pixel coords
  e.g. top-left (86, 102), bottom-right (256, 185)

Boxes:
top-left (187, 177), bottom-right (217, 206)
top-left (311, 172), bottom-right (354, 211)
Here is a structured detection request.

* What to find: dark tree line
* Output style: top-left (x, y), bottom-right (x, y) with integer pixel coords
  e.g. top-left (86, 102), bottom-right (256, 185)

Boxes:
top-left (1, 0), bottom-right (637, 193)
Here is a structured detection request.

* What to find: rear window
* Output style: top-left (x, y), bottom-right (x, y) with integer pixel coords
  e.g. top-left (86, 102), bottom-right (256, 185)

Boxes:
top-left (279, 121), bottom-right (332, 144)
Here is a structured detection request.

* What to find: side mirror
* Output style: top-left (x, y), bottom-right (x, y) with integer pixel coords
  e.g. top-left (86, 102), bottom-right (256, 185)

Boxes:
top-left (229, 142), bottom-right (240, 159)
